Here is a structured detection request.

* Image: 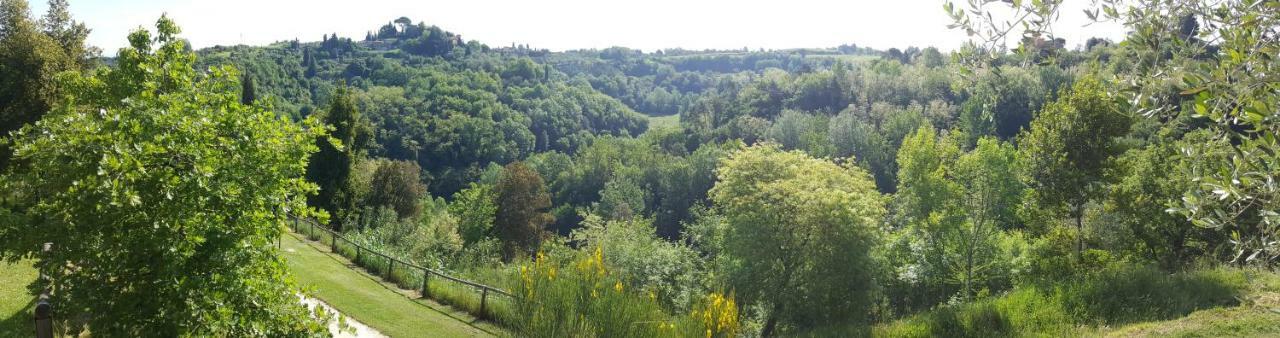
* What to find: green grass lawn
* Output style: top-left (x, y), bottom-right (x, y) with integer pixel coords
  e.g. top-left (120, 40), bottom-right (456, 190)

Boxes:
top-left (1103, 305), bottom-right (1280, 337)
top-left (281, 232), bottom-right (500, 337)
top-left (0, 260), bottom-right (38, 337)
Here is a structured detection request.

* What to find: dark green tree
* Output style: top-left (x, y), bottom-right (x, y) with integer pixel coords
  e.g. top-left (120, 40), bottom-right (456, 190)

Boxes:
top-left (240, 71), bottom-right (256, 105)
top-left (367, 159), bottom-right (426, 220)
top-left (494, 161), bottom-right (554, 261)
top-left (0, 0), bottom-right (88, 169)
top-left (305, 85), bottom-right (370, 227)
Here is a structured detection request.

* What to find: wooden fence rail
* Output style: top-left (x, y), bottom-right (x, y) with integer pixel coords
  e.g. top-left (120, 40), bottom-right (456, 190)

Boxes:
top-left (287, 216), bottom-right (512, 318)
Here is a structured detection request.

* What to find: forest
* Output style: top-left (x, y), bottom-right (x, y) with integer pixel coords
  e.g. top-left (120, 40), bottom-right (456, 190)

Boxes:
top-left (1, 0), bottom-right (1280, 337)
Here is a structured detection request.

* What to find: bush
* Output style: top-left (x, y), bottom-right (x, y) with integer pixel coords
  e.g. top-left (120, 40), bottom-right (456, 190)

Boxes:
top-left (510, 248), bottom-right (739, 338)
top-left (873, 288), bottom-right (1074, 338)
top-left (570, 213), bottom-right (707, 309)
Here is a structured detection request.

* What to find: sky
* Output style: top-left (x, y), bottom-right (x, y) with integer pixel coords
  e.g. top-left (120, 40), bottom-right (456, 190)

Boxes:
top-left (30, 0), bottom-right (1128, 56)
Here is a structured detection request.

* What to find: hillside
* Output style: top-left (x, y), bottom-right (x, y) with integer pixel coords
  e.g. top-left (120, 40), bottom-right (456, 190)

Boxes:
top-left (4, 0), bottom-right (1280, 337)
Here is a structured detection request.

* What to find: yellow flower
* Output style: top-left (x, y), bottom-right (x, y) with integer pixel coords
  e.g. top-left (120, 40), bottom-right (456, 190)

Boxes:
top-left (614, 281), bottom-right (623, 292)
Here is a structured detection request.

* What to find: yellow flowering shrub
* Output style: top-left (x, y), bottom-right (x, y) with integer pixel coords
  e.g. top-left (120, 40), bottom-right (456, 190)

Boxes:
top-left (511, 247), bottom-right (741, 338)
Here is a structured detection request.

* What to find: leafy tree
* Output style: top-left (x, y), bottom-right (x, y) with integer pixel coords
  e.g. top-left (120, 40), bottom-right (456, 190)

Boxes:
top-left (448, 182), bottom-right (497, 246)
top-left (0, 0), bottom-right (86, 169)
top-left (766, 109), bottom-right (832, 157)
top-left (0, 16), bottom-right (329, 336)
top-left (709, 144), bottom-right (884, 336)
top-left (894, 126), bottom-right (962, 232)
top-left (494, 161), bottom-right (554, 260)
top-left (305, 85), bottom-right (371, 227)
top-left (367, 159), bottom-right (426, 220)
top-left (595, 170), bottom-right (648, 221)
top-left (1019, 76), bottom-right (1130, 258)
top-left (1106, 0), bottom-right (1280, 265)
top-left (887, 126), bottom-right (964, 308)
top-left (39, 0), bottom-right (94, 66)
top-left (830, 110), bottom-right (895, 192)
top-left (1108, 130), bottom-right (1222, 269)
top-left (952, 137), bottom-right (1023, 299)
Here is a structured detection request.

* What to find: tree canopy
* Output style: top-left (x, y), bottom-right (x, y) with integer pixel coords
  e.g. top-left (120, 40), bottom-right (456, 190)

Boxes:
top-left (0, 16), bottom-right (329, 336)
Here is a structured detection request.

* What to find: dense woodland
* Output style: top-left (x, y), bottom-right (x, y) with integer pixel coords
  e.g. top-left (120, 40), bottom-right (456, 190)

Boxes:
top-left (2, 0), bottom-right (1280, 336)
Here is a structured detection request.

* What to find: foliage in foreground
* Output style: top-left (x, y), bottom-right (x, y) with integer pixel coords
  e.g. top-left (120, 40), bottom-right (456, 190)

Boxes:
top-left (0, 17), bottom-right (330, 336)
top-left (510, 247), bottom-right (738, 338)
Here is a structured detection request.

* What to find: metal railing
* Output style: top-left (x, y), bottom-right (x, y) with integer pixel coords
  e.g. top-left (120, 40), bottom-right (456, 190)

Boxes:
top-left (287, 216), bottom-right (512, 318)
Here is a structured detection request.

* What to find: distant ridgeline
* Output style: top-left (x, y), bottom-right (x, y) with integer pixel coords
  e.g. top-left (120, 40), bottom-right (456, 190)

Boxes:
top-left (191, 17), bottom-right (888, 195)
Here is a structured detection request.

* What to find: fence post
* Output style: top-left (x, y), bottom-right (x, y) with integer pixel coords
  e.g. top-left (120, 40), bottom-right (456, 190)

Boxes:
top-left (34, 295), bottom-right (51, 338)
top-left (480, 288), bottom-right (489, 318)
top-left (421, 269), bottom-right (430, 298)
top-left (330, 234), bottom-right (336, 252)
top-left (386, 257), bottom-right (394, 281)
top-left (35, 243), bottom-right (53, 338)
top-left (356, 245), bottom-right (362, 264)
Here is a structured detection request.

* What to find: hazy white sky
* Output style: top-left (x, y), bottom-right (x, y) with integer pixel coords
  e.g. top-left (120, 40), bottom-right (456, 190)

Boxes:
top-left (31, 0), bottom-right (1127, 55)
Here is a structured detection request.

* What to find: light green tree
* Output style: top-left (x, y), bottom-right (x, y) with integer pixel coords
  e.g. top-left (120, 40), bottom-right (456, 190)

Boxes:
top-left (894, 126), bottom-right (962, 232)
top-left (888, 126), bottom-right (964, 308)
top-left (1018, 76), bottom-right (1130, 258)
top-left (0, 16), bottom-right (330, 336)
top-left (710, 143), bottom-right (884, 336)
top-left (951, 136), bottom-right (1023, 299)
top-left (448, 182), bottom-right (497, 246)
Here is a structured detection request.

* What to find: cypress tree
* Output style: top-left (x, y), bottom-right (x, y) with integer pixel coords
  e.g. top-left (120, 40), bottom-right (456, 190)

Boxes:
top-left (304, 85), bottom-right (370, 228)
top-left (240, 72), bottom-right (256, 105)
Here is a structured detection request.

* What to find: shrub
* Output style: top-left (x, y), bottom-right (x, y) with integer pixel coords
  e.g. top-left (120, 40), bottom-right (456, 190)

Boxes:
top-left (511, 248), bottom-right (740, 338)
top-left (873, 288), bottom-right (1073, 337)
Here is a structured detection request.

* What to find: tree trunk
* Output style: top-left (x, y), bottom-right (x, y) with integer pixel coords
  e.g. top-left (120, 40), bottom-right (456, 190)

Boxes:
top-left (761, 302), bottom-right (783, 338)
top-left (1074, 205), bottom-right (1084, 261)
top-left (965, 250), bottom-right (974, 301)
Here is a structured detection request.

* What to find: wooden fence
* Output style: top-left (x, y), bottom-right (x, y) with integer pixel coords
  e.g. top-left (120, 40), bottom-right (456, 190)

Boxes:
top-left (287, 216), bottom-right (513, 318)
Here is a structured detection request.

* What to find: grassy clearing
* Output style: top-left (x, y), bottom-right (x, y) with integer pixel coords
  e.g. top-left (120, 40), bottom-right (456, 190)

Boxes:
top-left (1102, 271), bottom-right (1280, 337)
top-left (646, 114), bottom-right (680, 131)
top-left (873, 266), bottom-right (1273, 337)
top-left (281, 233), bottom-right (499, 337)
top-left (0, 260), bottom-right (38, 337)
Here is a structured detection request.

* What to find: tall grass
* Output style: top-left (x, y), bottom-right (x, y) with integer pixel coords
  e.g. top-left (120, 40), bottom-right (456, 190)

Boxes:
top-left (873, 288), bottom-right (1076, 337)
top-left (1053, 265), bottom-right (1244, 324)
top-left (874, 265), bottom-right (1249, 337)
